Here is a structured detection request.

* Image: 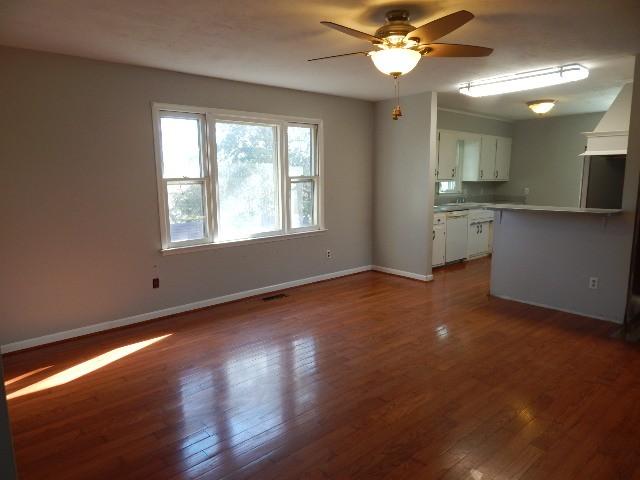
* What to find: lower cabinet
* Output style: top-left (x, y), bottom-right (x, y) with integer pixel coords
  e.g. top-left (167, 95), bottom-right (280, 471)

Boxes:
top-left (467, 221), bottom-right (490, 258)
top-left (433, 210), bottom-right (494, 268)
top-left (432, 213), bottom-right (446, 267)
top-left (432, 225), bottom-right (446, 267)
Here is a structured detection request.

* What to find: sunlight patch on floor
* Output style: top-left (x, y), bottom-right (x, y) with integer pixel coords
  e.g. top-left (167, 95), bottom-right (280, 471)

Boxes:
top-left (4, 366), bottom-right (53, 386)
top-left (6, 334), bottom-right (171, 400)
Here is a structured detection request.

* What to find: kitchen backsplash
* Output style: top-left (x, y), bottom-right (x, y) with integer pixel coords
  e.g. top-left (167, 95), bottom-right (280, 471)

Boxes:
top-left (434, 181), bottom-right (526, 205)
top-left (434, 191), bottom-right (527, 205)
top-left (434, 193), bottom-right (527, 205)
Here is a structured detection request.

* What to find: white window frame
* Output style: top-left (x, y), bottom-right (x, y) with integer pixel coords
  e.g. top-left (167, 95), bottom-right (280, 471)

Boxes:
top-left (286, 122), bottom-right (321, 234)
top-left (152, 103), bottom-right (325, 253)
top-left (438, 179), bottom-right (463, 195)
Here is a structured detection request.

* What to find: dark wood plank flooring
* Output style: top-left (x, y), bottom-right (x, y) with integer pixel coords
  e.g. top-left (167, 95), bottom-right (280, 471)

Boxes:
top-left (4, 258), bottom-right (640, 479)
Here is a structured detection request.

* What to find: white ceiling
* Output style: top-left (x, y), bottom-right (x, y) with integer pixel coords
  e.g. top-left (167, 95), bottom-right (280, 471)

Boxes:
top-left (1, 0), bottom-right (638, 119)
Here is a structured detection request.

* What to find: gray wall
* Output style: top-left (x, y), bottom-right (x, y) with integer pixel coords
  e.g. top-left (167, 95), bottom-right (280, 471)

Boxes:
top-left (491, 210), bottom-right (632, 322)
top-left (437, 109), bottom-right (514, 137)
top-left (0, 47), bottom-right (374, 347)
top-left (491, 59), bottom-right (638, 323)
top-left (373, 93), bottom-right (437, 277)
top-left (0, 363), bottom-right (17, 480)
top-left (496, 112), bottom-right (604, 206)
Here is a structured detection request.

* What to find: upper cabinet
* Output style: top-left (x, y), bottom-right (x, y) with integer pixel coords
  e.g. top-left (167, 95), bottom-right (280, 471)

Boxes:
top-left (462, 134), bottom-right (512, 182)
top-left (495, 136), bottom-right (511, 181)
top-left (436, 129), bottom-right (512, 183)
top-left (436, 130), bottom-right (461, 181)
top-left (460, 133), bottom-right (482, 181)
top-left (479, 136), bottom-right (497, 181)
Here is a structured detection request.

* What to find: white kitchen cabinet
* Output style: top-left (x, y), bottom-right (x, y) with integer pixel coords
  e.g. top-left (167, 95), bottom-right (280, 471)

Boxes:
top-left (461, 134), bottom-right (511, 182)
top-left (467, 210), bottom-right (494, 259)
top-left (467, 222), bottom-right (490, 258)
top-left (460, 133), bottom-right (482, 182)
top-left (432, 214), bottom-right (446, 267)
top-left (436, 130), bottom-right (461, 181)
top-left (480, 135), bottom-right (498, 180)
top-left (495, 136), bottom-right (512, 180)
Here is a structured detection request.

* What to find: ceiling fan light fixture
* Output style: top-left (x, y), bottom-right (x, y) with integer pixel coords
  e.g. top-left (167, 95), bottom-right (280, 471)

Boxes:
top-left (527, 99), bottom-right (556, 114)
top-left (385, 34), bottom-right (408, 46)
top-left (458, 64), bottom-right (589, 97)
top-left (369, 48), bottom-right (421, 76)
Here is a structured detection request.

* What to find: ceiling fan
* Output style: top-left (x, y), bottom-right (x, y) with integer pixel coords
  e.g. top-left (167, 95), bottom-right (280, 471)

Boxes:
top-left (310, 9), bottom-right (493, 119)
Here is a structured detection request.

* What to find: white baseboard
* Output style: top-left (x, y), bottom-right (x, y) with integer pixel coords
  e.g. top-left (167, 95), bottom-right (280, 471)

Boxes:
top-left (1, 265), bottom-right (372, 354)
top-left (491, 293), bottom-right (622, 324)
top-left (372, 265), bottom-right (433, 282)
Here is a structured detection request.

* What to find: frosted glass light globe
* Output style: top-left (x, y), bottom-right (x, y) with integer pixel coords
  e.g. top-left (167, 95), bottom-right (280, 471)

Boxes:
top-left (369, 48), bottom-right (421, 76)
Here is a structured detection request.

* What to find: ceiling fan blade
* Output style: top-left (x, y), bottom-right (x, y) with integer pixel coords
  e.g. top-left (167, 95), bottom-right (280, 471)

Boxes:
top-left (308, 51), bottom-right (370, 62)
top-left (320, 21), bottom-right (382, 44)
top-left (421, 43), bottom-right (493, 57)
top-left (406, 10), bottom-right (474, 44)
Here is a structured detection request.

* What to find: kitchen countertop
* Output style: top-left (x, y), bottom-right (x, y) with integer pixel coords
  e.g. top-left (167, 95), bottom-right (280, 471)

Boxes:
top-left (433, 203), bottom-right (486, 213)
top-left (483, 203), bottom-right (622, 215)
top-left (434, 203), bottom-right (622, 215)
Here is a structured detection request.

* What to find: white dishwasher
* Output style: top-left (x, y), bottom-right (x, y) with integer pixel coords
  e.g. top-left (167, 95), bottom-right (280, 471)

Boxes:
top-left (445, 211), bottom-right (469, 263)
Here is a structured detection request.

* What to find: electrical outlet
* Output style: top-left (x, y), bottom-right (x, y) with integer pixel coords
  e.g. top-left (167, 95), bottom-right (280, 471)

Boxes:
top-left (589, 277), bottom-right (599, 289)
top-left (153, 277), bottom-right (160, 289)
top-left (326, 249), bottom-right (333, 259)
top-left (524, 187), bottom-right (530, 195)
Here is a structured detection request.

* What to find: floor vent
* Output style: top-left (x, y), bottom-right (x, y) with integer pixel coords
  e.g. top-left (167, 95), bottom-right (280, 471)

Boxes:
top-left (262, 293), bottom-right (288, 302)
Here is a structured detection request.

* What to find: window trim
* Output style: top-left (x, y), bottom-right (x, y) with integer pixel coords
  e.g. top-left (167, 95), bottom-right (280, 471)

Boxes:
top-left (438, 179), bottom-right (463, 195)
top-left (286, 122), bottom-right (321, 233)
top-left (152, 103), bottom-right (325, 252)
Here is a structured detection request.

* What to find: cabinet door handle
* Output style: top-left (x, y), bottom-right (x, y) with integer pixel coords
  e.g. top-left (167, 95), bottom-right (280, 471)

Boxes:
top-left (451, 168), bottom-right (455, 177)
top-left (433, 230), bottom-right (436, 240)
top-left (495, 170), bottom-right (498, 178)
top-left (480, 169), bottom-right (483, 179)
top-left (480, 224), bottom-right (483, 233)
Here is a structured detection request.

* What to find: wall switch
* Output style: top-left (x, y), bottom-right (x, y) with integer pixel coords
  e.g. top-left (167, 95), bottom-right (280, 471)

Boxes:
top-left (524, 187), bottom-right (530, 195)
top-left (589, 277), bottom-right (599, 289)
top-left (326, 249), bottom-right (333, 259)
top-left (153, 277), bottom-right (160, 289)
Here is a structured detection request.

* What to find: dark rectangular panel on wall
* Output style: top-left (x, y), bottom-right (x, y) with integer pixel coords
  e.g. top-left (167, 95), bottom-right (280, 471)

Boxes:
top-left (586, 155), bottom-right (626, 209)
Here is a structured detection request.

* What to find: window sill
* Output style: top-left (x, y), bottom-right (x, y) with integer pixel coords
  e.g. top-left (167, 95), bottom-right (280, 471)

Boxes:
top-left (161, 228), bottom-right (328, 255)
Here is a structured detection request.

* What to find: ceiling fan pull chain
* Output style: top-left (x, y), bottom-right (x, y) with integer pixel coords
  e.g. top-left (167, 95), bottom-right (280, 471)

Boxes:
top-left (392, 74), bottom-right (402, 120)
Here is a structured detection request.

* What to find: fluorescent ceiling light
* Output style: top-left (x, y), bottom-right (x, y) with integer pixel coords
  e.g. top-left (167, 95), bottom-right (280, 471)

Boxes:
top-left (459, 64), bottom-right (589, 97)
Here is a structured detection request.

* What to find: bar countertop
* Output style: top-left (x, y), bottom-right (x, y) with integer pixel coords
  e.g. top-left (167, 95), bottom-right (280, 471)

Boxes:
top-left (482, 203), bottom-right (622, 215)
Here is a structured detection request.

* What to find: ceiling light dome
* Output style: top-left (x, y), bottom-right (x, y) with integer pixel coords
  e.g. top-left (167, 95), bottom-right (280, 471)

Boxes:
top-left (369, 48), bottom-right (421, 77)
top-left (527, 99), bottom-right (556, 114)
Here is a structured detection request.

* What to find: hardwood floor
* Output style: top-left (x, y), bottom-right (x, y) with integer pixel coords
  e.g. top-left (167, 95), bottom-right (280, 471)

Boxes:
top-left (4, 258), bottom-right (640, 479)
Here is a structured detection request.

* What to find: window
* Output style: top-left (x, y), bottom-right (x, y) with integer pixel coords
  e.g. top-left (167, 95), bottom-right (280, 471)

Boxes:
top-left (288, 125), bottom-right (319, 229)
top-left (153, 104), bottom-right (323, 250)
top-left (438, 180), bottom-right (462, 194)
top-left (215, 122), bottom-right (279, 241)
top-left (160, 114), bottom-right (208, 244)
